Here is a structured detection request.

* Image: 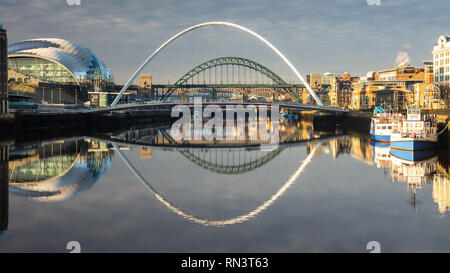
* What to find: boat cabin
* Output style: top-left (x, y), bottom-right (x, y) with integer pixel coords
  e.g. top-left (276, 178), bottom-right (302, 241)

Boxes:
top-left (407, 108), bottom-right (421, 121)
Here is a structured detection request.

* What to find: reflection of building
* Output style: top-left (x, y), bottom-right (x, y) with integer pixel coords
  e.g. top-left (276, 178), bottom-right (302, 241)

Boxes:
top-left (350, 136), bottom-right (373, 164)
top-left (7, 38), bottom-right (114, 103)
top-left (391, 155), bottom-right (438, 188)
top-left (0, 145), bottom-right (8, 232)
top-left (0, 25), bottom-right (7, 114)
top-left (432, 35), bottom-right (450, 83)
top-left (8, 139), bottom-right (113, 202)
top-left (140, 147), bottom-right (152, 159)
top-left (433, 175), bottom-right (450, 214)
top-left (371, 143), bottom-right (391, 169)
top-left (326, 137), bottom-right (352, 159)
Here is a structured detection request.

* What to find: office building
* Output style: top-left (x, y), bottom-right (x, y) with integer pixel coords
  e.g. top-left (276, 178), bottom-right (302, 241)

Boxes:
top-left (432, 35), bottom-right (450, 83)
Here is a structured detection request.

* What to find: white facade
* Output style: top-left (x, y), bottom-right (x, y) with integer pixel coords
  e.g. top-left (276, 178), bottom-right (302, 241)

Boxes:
top-left (432, 35), bottom-right (450, 83)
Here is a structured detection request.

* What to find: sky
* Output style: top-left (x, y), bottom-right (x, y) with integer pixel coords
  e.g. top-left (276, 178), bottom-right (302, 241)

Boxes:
top-left (1, 0), bottom-right (450, 84)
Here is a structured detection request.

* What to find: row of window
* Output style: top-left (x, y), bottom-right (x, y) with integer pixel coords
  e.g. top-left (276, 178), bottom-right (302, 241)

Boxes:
top-left (434, 50), bottom-right (450, 59)
top-left (434, 67), bottom-right (450, 74)
top-left (434, 58), bottom-right (450, 66)
top-left (405, 123), bottom-right (423, 129)
top-left (376, 125), bottom-right (393, 130)
top-left (434, 75), bottom-right (450, 82)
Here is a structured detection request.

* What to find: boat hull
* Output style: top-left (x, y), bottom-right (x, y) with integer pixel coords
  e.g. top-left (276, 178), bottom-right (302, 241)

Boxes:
top-left (370, 140), bottom-right (390, 148)
top-left (370, 134), bottom-right (390, 142)
top-left (390, 140), bottom-right (437, 151)
top-left (390, 148), bottom-right (438, 161)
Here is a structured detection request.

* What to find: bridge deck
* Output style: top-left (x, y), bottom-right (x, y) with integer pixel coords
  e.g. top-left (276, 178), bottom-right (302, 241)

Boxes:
top-left (85, 101), bottom-right (349, 114)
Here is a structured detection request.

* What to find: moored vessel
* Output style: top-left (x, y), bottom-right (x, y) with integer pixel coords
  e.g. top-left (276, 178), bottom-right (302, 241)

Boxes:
top-left (390, 108), bottom-right (438, 158)
top-left (369, 106), bottom-right (401, 142)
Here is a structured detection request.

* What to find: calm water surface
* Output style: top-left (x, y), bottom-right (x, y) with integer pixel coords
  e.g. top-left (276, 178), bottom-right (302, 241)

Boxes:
top-left (0, 119), bottom-right (449, 252)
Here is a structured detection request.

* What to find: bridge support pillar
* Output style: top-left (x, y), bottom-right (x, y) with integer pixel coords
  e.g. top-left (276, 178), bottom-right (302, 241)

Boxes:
top-left (243, 89), bottom-right (248, 103)
top-left (0, 145), bottom-right (8, 232)
top-left (272, 92), bottom-right (279, 102)
top-left (180, 89), bottom-right (186, 103)
top-left (212, 89), bottom-right (217, 102)
top-left (150, 88), bottom-right (156, 100)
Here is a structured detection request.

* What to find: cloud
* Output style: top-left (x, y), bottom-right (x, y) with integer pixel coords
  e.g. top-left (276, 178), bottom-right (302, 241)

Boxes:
top-left (395, 51), bottom-right (411, 66)
top-left (1, 0), bottom-right (449, 82)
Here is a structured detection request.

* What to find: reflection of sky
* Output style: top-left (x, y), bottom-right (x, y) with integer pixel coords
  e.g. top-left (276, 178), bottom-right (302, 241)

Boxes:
top-left (1, 138), bottom-right (449, 252)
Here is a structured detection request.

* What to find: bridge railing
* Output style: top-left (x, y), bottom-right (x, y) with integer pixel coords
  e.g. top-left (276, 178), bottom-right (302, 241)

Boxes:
top-left (86, 100), bottom-right (349, 113)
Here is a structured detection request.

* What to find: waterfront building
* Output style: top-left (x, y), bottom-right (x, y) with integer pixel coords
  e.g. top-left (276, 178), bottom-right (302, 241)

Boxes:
top-left (378, 65), bottom-right (424, 81)
top-left (328, 73), bottom-right (355, 108)
top-left (0, 25), bottom-right (7, 114)
top-left (351, 66), bottom-right (425, 110)
top-left (432, 35), bottom-right (450, 83)
top-left (138, 74), bottom-right (152, 98)
top-left (307, 74), bottom-right (323, 91)
top-left (423, 60), bottom-right (434, 84)
top-left (88, 91), bottom-right (133, 107)
top-left (139, 74), bottom-right (152, 88)
top-left (7, 38), bottom-right (114, 103)
top-left (322, 72), bottom-right (336, 86)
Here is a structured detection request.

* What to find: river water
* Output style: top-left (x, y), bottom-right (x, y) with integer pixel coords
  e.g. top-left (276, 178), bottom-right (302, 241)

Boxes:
top-left (0, 119), bottom-right (449, 252)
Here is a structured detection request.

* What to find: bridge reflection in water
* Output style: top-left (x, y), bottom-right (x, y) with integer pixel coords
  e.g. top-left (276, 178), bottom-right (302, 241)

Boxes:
top-left (1, 119), bottom-right (448, 232)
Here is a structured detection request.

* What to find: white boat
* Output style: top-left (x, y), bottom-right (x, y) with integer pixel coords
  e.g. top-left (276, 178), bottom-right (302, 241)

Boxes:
top-left (390, 108), bottom-right (438, 160)
top-left (369, 107), bottom-right (402, 142)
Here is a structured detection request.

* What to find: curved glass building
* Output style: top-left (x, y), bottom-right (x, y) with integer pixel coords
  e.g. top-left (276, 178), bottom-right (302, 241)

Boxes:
top-left (7, 38), bottom-right (114, 91)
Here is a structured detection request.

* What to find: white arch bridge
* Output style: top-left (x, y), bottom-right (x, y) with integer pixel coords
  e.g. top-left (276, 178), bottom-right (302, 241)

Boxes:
top-left (107, 22), bottom-right (345, 113)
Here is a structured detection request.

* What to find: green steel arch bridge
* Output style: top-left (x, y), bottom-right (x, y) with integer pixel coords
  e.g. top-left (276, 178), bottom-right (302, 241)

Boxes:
top-left (151, 56), bottom-right (304, 102)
